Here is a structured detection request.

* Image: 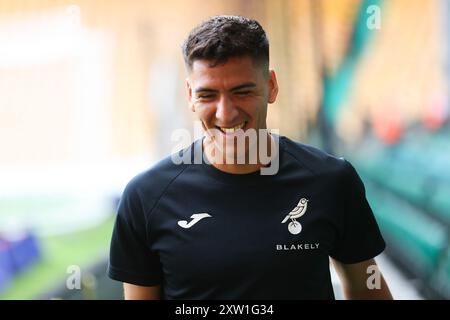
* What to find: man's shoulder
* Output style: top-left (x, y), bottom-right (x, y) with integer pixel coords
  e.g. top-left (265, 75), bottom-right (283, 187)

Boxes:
top-left (122, 145), bottom-right (192, 199)
top-left (281, 136), bottom-right (349, 177)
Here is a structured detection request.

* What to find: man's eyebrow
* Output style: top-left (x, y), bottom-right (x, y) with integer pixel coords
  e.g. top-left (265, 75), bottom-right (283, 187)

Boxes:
top-left (230, 82), bottom-right (257, 91)
top-left (194, 82), bottom-right (257, 94)
top-left (194, 87), bottom-right (218, 94)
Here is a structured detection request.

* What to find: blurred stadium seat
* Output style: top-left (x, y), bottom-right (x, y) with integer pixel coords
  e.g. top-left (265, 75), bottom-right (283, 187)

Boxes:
top-left (349, 124), bottom-right (450, 299)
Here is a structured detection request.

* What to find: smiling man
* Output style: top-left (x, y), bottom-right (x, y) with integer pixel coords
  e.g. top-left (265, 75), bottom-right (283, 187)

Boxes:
top-left (108, 15), bottom-right (393, 300)
top-left (182, 16), bottom-right (280, 174)
top-left (187, 54), bottom-right (279, 174)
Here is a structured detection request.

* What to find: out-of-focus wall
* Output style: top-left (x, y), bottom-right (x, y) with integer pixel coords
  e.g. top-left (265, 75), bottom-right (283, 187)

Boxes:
top-left (0, 0), bottom-right (330, 169)
top-left (0, 0), bottom-right (447, 172)
top-left (338, 0), bottom-right (448, 145)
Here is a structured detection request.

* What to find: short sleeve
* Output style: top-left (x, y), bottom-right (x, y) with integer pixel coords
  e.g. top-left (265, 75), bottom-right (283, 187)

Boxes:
top-left (107, 182), bottom-right (163, 286)
top-left (329, 160), bottom-right (386, 264)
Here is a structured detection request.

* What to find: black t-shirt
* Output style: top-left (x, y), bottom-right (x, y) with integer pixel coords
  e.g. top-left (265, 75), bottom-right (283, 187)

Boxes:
top-left (108, 136), bottom-right (385, 299)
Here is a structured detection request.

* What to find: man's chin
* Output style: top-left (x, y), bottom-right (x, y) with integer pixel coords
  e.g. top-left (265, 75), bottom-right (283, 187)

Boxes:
top-left (212, 142), bottom-right (259, 164)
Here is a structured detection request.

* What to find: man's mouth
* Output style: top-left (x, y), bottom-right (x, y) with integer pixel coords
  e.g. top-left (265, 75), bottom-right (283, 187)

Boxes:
top-left (216, 121), bottom-right (247, 134)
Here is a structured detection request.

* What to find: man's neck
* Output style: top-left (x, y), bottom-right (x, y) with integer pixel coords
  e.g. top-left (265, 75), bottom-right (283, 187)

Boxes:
top-left (202, 132), bottom-right (275, 175)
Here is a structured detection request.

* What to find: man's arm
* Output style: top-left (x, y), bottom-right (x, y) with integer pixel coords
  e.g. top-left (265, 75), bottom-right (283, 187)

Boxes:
top-left (123, 283), bottom-right (161, 300)
top-left (331, 258), bottom-right (393, 300)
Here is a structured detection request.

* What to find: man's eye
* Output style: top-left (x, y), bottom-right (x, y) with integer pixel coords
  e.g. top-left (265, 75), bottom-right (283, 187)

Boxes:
top-left (236, 91), bottom-right (251, 96)
top-left (197, 95), bottom-right (215, 99)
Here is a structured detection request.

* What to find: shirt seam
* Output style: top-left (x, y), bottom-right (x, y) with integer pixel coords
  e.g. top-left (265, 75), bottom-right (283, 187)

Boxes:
top-left (108, 264), bottom-right (161, 285)
top-left (283, 146), bottom-right (318, 176)
top-left (138, 164), bottom-right (189, 244)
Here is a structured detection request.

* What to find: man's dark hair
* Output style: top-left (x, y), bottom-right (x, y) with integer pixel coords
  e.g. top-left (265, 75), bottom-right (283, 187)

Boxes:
top-left (182, 15), bottom-right (269, 70)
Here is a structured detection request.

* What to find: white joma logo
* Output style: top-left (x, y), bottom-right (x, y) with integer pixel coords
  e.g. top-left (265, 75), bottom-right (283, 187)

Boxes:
top-left (178, 213), bottom-right (212, 229)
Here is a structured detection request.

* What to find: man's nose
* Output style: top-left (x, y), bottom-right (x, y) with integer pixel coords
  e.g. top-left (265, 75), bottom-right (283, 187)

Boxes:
top-left (215, 94), bottom-right (238, 123)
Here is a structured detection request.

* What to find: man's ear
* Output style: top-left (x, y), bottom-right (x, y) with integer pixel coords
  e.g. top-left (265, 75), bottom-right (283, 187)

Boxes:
top-left (186, 79), bottom-right (195, 112)
top-left (268, 70), bottom-right (279, 104)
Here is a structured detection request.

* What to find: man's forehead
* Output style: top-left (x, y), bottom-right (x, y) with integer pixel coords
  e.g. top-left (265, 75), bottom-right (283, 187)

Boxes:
top-left (191, 57), bottom-right (256, 72)
top-left (189, 57), bottom-right (262, 87)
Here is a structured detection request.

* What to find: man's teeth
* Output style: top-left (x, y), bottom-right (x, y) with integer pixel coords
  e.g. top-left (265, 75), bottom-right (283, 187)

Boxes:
top-left (219, 122), bottom-right (245, 133)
